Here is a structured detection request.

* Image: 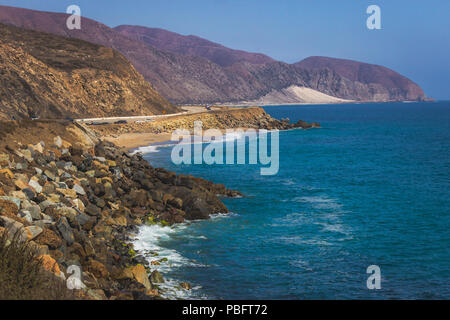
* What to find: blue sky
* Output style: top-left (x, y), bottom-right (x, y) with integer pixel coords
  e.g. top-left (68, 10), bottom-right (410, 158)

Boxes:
top-left (0, 0), bottom-right (449, 99)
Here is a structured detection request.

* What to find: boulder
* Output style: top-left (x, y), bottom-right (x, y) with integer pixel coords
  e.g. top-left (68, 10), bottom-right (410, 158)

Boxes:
top-left (26, 205), bottom-right (42, 220)
top-left (55, 207), bottom-right (77, 217)
top-left (56, 217), bottom-right (74, 245)
top-left (24, 226), bottom-right (43, 241)
top-left (85, 204), bottom-right (102, 216)
top-left (28, 179), bottom-right (43, 193)
top-left (0, 169), bottom-right (14, 179)
top-left (35, 228), bottom-right (63, 249)
top-left (0, 216), bottom-right (26, 241)
top-left (180, 282), bottom-right (192, 290)
top-left (39, 254), bottom-right (61, 276)
top-left (122, 265), bottom-right (152, 290)
top-left (87, 259), bottom-right (109, 279)
top-left (19, 211), bottom-right (33, 223)
top-left (56, 188), bottom-right (77, 198)
top-left (14, 180), bottom-right (29, 190)
top-left (44, 170), bottom-right (57, 181)
top-left (150, 270), bottom-right (164, 284)
top-left (73, 184), bottom-right (86, 195)
top-left (0, 198), bottom-right (19, 217)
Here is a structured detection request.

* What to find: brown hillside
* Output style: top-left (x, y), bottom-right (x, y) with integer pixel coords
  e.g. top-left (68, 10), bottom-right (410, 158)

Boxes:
top-left (0, 23), bottom-right (178, 120)
top-left (114, 25), bottom-right (275, 67)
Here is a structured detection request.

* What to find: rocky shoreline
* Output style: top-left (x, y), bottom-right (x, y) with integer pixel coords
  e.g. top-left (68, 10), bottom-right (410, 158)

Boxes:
top-left (0, 120), bottom-right (243, 299)
top-left (0, 113), bottom-right (319, 300)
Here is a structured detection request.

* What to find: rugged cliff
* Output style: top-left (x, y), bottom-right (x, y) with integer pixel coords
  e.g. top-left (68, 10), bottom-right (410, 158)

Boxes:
top-left (0, 23), bottom-right (178, 120)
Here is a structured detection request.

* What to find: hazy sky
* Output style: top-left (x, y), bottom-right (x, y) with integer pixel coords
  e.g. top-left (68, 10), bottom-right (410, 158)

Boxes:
top-left (0, 0), bottom-right (449, 99)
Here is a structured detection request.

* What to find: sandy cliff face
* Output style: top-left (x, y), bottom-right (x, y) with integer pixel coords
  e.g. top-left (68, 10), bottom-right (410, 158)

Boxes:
top-left (0, 23), bottom-right (178, 120)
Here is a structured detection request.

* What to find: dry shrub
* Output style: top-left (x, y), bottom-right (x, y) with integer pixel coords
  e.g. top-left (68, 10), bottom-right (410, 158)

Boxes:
top-left (0, 231), bottom-right (75, 300)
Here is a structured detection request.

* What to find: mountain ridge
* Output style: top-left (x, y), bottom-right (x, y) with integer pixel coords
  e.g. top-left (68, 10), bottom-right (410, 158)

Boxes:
top-left (0, 5), bottom-right (428, 105)
top-left (114, 25), bottom-right (276, 67)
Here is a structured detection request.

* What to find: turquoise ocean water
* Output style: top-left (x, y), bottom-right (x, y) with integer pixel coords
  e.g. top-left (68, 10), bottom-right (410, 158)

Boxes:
top-left (135, 102), bottom-right (450, 299)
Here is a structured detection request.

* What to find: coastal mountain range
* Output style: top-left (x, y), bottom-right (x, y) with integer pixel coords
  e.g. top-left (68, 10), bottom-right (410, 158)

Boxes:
top-left (0, 5), bottom-right (428, 118)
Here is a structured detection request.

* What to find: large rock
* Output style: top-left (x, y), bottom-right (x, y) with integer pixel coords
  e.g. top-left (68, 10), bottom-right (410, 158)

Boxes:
top-left (87, 259), bottom-right (109, 279)
top-left (184, 197), bottom-right (211, 220)
top-left (121, 265), bottom-right (152, 290)
top-left (0, 198), bottom-right (19, 218)
top-left (35, 228), bottom-right (63, 249)
top-left (24, 226), bottom-right (43, 241)
top-left (28, 179), bottom-right (43, 193)
top-left (56, 216), bottom-right (74, 245)
top-left (73, 184), bottom-right (86, 196)
top-left (0, 216), bottom-right (26, 241)
top-left (0, 168), bottom-right (14, 179)
top-left (0, 196), bottom-right (21, 210)
top-left (85, 204), bottom-right (102, 216)
top-left (150, 270), bottom-right (164, 284)
top-left (39, 254), bottom-right (61, 276)
top-left (55, 207), bottom-right (77, 217)
top-left (27, 205), bottom-right (42, 220)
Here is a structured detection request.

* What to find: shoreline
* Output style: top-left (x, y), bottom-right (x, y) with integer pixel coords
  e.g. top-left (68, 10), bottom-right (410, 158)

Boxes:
top-left (0, 104), bottom-right (319, 300)
top-left (93, 106), bottom-right (320, 153)
top-left (0, 119), bottom-right (243, 300)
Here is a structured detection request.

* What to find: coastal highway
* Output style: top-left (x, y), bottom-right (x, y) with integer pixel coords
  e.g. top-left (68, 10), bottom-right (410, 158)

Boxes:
top-left (75, 106), bottom-right (223, 124)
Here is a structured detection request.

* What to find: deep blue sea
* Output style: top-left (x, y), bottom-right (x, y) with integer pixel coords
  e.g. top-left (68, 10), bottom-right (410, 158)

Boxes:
top-left (135, 102), bottom-right (450, 299)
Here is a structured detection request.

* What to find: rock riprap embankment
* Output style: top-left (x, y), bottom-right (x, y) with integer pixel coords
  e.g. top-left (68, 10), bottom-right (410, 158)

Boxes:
top-left (0, 134), bottom-right (240, 300)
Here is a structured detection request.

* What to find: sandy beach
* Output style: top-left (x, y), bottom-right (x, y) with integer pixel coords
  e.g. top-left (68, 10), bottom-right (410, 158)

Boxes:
top-left (103, 132), bottom-right (174, 151)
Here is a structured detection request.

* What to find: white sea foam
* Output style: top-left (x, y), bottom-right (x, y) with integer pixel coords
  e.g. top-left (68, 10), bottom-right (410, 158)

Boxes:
top-left (132, 224), bottom-right (207, 299)
top-left (277, 236), bottom-right (332, 246)
top-left (131, 130), bottom-right (255, 156)
top-left (132, 145), bottom-right (161, 155)
top-left (132, 213), bottom-right (236, 299)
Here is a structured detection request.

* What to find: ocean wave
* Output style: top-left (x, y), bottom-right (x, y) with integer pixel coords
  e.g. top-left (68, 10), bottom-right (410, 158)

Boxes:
top-left (131, 130), bottom-right (258, 155)
top-left (294, 196), bottom-right (343, 210)
top-left (132, 212), bottom-right (238, 299)
top-left (132, 224), bottom-right (208, 299)
top-left (277, 236), bottom-right (332, 246)
top-left (314, 221), bottom-right (352, 236)
top-left (132, 145), bottom-right (161, 154)
top-left (210, 212), bottom-right (239, 220)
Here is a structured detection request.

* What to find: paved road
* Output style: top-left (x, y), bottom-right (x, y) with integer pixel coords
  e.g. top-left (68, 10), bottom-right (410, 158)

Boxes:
top-left (75, 106), bottom-right (224, 124)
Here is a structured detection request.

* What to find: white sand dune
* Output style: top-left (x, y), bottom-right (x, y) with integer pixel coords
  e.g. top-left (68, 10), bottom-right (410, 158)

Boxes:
top-left (237, 85), bottom-right (354, 105)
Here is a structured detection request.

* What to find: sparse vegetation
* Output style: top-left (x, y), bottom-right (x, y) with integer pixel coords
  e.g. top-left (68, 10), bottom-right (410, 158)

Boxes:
top-left (0, 231), bottom-right (74, 300)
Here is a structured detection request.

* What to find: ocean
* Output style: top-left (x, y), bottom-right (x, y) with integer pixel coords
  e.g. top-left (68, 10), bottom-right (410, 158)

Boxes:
top-left (134, 101), bottom-right (450, 299)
